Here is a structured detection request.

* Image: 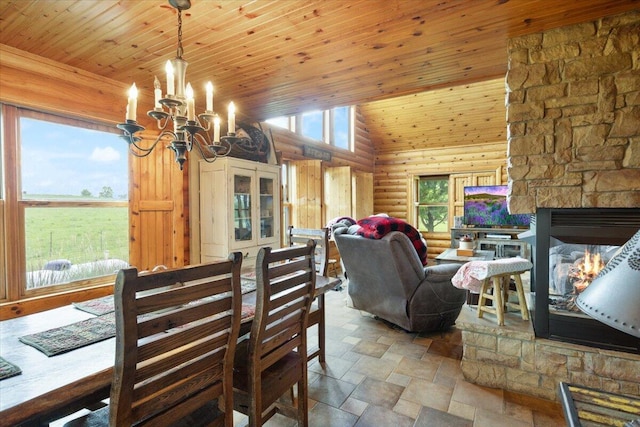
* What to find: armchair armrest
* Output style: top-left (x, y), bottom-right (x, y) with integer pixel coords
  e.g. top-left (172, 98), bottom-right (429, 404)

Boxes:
top-left (423, 263), bottom-right (462, 278)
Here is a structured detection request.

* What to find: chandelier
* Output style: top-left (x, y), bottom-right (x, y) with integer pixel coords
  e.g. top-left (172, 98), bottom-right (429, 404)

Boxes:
top-left (117, 0), bottom-right (253, 170)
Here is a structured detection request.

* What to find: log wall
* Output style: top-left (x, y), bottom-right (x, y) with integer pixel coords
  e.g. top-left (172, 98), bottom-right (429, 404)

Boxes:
top-left (375, 143), bottom-right (508, 256)
top-left (361, 78), bottom-right (510, 258)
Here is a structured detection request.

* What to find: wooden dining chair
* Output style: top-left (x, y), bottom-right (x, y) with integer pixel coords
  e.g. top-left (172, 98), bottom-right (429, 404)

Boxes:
top-left (64, 253), bottom-right (243, 427)
top-left (287, 226), bottom-right (331, 364)
top-left (233, 242), bottom-right (316, 427)
top-left (288, 226), bottom-right (330, 276)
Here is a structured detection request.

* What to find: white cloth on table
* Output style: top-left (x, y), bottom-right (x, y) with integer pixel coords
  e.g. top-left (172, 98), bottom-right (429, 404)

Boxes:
top-left (451, 257), bottom-right (533, 293)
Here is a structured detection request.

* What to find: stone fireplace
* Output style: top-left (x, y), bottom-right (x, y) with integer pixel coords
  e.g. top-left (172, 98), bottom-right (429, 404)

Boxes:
top-left (459, 10), bottom-right (640, 401)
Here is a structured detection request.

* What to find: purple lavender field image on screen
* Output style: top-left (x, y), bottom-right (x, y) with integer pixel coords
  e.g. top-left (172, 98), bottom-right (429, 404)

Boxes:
top-left (463, 185), bottom-right (530, 227)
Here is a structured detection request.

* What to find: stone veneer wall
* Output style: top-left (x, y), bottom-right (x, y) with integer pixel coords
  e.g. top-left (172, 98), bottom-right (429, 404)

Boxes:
top-left (505, 10), bottom-right (640, 214)
top-left (458, 9), bottom-right (640, 403)
top-left (458, 308), bottom-right (640, 401)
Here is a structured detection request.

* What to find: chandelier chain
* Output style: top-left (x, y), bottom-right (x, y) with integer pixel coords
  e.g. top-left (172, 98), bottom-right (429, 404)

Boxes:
top-left (176, 9), bottom-right (184, 59)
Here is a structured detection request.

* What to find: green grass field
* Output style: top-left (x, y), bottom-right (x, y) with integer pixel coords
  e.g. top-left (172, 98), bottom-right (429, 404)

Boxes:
top-left (25, 206), bottom-right (129, 271)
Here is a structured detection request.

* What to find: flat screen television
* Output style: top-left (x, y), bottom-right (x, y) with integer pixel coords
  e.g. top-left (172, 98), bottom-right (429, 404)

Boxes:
top-left (463, 185), bottom-right (531, 228)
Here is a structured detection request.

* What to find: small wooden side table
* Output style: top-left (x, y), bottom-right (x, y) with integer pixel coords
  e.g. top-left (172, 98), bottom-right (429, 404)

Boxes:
top-left (559, 382), bottom-right (640, 426)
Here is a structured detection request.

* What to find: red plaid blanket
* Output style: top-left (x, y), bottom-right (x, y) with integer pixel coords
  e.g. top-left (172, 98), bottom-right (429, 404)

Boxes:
top-left (356, 216), bottom-right (428, 265)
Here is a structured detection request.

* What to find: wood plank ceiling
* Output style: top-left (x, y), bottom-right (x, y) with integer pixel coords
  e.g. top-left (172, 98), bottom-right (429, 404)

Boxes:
top-left (1, 0), bottom-right (637, 152)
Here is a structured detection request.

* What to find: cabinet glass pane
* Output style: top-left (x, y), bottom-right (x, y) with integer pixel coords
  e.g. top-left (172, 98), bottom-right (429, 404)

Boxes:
top-left (234, 174), bottom-right (252, 241)
top-left (259, 177), bottom-right (274, 239)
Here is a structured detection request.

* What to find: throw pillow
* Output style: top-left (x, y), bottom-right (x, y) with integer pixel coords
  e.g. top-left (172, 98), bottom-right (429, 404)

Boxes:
top-left (356, 216), bottom-right (428, 265)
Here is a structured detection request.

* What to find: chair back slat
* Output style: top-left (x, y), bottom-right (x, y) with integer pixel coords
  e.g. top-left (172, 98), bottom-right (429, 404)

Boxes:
top-left (135, 276), bottom-right (232, 316)
top-left (110, 253), bottom-right (243, 427)
top-left (137, 310), bottom-right (231, 363)
top-left (288, 226), bottom-right (330, 276)
top-left (133, 357), bottom-right (224, 416)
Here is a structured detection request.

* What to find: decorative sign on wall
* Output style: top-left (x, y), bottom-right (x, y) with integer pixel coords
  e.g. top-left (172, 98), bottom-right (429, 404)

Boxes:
top-left (303, 145), bottom-right (332, 161)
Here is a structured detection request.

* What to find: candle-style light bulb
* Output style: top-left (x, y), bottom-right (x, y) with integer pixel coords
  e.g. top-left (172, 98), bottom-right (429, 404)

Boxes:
top-left (185, 83), bottom-right (195, 121)
top-left (126, 83), bottom-right (138, 121)
top-left (205, 82), bottom-right (214, 112)
top-left (228, 101), bottom-right (236, 135)
top-left (165, 60), bottom-right (174, 96)
top-left (153, 76), bottom-right (162, 109)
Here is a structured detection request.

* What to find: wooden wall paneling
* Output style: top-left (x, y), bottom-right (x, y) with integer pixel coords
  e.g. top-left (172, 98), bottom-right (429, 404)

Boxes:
top-left (0, 199), bottom-right (5, 301)
top-left (352, 171), bottom-right (373, 220)
top-left (450, 175), bottom-right (472, 222)
top-left (0, 44), bottom-right (129, 124)
top-left (361, 79), bottom-right (508, 155)
top-left (188, 156), bottom-right (202, 265)
top-left (293, 160), bottom-right (322, 229)
top-left (375, 143), bottom-right (507, 259)
top-left (325, 166), bottom-right (352, 222)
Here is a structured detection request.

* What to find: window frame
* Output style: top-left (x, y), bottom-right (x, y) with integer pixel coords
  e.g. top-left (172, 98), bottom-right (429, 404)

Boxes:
top-left (1, 105), bottom-right (129, 302)
top-left (329, 106), bottom-right (352, 150)
top-left (413, 174), bottom-right (451, 235)
top-left (280, 160), bottom-right (293, 245)
top-left (267, 106), bottom-right (355, 151)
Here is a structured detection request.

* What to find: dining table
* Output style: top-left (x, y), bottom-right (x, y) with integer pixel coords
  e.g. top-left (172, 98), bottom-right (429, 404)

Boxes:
top-left (0, 275), bottom-right (341, 426)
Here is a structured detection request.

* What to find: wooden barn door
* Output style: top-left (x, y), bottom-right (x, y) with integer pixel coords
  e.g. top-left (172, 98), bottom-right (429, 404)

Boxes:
top-left (129, 130), bottom-right (187, 271)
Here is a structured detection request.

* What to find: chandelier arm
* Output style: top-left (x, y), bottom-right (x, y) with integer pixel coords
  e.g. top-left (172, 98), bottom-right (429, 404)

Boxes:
top-left (128, 147), bottom-right (155, 158)
top-left (192, 132), bottom-right (232, 163)
top-left (154, 115), bottom-right (172, 132)
top-left (131, 130), bottom-right (176, 153)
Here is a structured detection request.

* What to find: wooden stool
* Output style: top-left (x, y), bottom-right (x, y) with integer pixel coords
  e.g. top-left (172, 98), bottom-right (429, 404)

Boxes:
top-left (477, 270), bottom-right (529, 325)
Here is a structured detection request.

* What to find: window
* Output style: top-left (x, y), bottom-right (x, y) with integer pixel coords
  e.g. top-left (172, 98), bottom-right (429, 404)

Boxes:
top-left (415, 176), bottom-right (449, 233)
top-left (266, 106), bottom-right (354, 151)
top-left (265, 116), bottom-right (292, 130)
top-left (300, 110), bottom-right (324, 141)
top-left (2, 105), bottom-right (129, 299)
top-left (331, 106), bottom-right (351, 150)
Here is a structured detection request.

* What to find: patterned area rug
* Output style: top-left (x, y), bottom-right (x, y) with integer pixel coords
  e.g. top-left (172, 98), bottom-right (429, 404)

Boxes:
top-left (0, 357), bottom-right (22, 380)
top-left (20, 299), bottom-right (257, 357)
top-left (19, 312), bottom-right (116, 357)
top-left (73, 295), bottom-right (114, 316)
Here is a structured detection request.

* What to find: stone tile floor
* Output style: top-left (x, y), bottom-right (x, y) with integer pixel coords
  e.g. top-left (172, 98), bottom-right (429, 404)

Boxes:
top-left (53, 280), bottom-right (565, 427)
top-left (233, 285), bottom-right (565, 427)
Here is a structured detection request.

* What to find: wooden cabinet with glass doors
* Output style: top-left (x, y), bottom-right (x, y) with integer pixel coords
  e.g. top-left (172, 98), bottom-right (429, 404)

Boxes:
top-left (199, 157), bottom-right (280, 269)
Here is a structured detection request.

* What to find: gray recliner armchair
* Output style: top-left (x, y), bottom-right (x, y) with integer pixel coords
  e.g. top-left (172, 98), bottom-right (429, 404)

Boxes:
top-left (333, 225), bottom-right (466, 332)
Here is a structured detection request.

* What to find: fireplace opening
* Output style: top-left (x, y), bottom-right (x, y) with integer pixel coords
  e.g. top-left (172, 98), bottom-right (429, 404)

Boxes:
top-left (549, 244), bottom-right (615, 313)
top-left (532, 208), bottom-right (640, 354)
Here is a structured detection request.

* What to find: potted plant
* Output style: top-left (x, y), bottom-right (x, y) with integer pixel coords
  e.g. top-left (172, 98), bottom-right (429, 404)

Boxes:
top-left (459, 234), bottom-right (475, 250)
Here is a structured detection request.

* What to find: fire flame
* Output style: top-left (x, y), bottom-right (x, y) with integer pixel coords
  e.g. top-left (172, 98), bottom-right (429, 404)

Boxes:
top-left (569, 250), bottom-right (605, 293)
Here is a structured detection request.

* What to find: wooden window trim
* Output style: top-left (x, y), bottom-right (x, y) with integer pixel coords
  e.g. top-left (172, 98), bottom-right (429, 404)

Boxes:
top-left (0, 105), bottom-right (123, 318)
